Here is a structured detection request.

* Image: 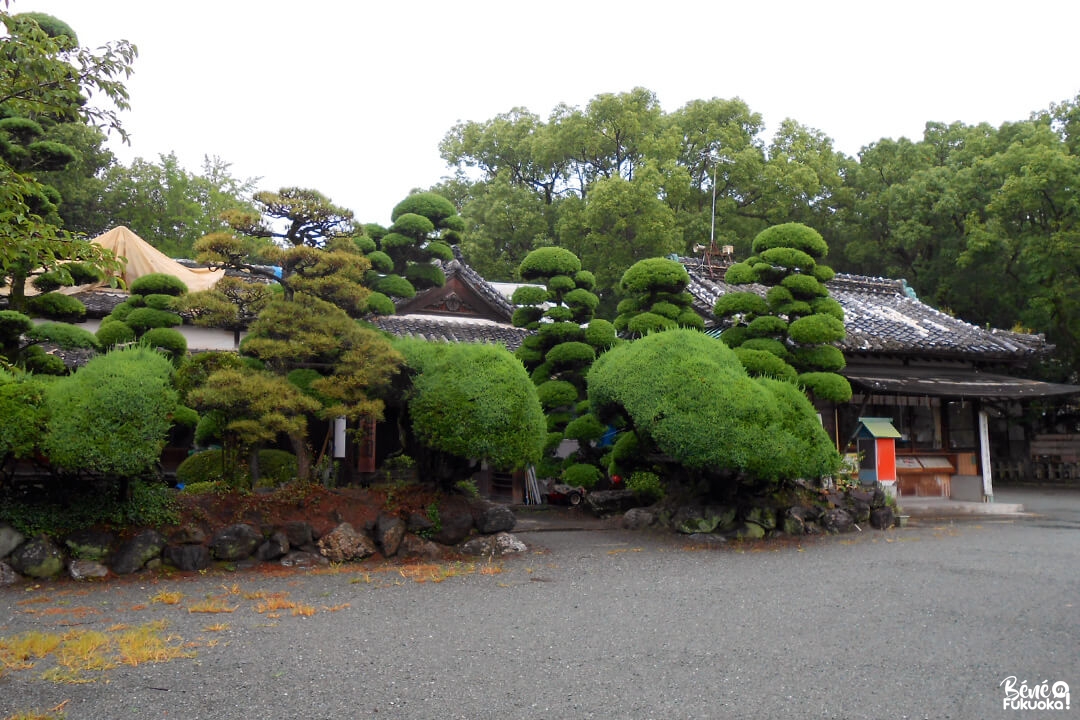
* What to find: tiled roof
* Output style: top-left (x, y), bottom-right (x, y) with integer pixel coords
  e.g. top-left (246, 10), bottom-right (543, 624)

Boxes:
top-left (684, 260), bottom-right (1048, 362)
top-left (371, 314), bottom-right (530, 351)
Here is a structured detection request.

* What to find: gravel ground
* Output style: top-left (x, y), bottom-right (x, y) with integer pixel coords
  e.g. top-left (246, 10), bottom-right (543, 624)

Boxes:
top-left (2, 490), bottom-right (1078, 720)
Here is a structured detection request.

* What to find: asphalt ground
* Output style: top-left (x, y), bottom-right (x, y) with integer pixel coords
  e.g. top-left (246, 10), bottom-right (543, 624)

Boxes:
top-left (1, 487), bottom-right (1078, 720)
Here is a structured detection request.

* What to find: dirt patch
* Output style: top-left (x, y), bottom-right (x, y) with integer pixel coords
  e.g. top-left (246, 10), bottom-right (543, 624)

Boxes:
top-left (170, 482), bottom-right (445, 539)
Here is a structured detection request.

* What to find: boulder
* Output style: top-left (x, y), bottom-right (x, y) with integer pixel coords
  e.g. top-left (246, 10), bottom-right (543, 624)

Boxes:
top-left (317, 522), bottom-right (377, 563)
top-left (112, 529), bottom-right (166, 575)
top-left (280, 550), bottom-right (328, 569)
top-left (0, 561), bottom-right (18, 586)
top-left (870, 506), bottom-right (895, 530)
top-left (459, 532), bottom-right (527, 557)
top-left (584, 489), bottom-right (639, 517)
top-left (0, 522), bottom-right (26, 559)
top-left (848, 498), bottom-right (872, 524)
top-left (821, 508), bottom-right (855, 534)
top-left (406, 511), bottom-right (434, 536)
top-left (744, 506), bottom-right (777, 531)
top-left (68, 559), bottom-right (109, 581)
top-left (622, 507), bottom-right (657, 530)
top-left (163, 544), bottom-right (211, 572)
top-left (432, 509), bottom-right (474, 546)
top-left (63, 529), bottom-right (115, 562)
top-left (475, 502), bottom-right (516, 534)
top-left (674, 505), bottom-right (736, 535)
top-left (255, 531), bottom-right (290, 562)
top-left (9, 536), bottom-right (64, 578)
top-left (170, 524), bottom-right (207, 545)
top-left (210, 523), bottom-right (262, 561)
top-left (728, 521), bottom-right (766, 540)
top-left (399, 534), bottom-right (444, 560)
top-left (282, 521), bottom-right (315, 548)
top-left (781, 512), bottom-right (806, 536)
top-left (375, 514), bottom-right (407, 558)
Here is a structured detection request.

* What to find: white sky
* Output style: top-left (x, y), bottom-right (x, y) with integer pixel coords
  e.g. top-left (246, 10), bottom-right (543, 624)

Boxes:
top-left (13, 0), bottom-right (1080, 225)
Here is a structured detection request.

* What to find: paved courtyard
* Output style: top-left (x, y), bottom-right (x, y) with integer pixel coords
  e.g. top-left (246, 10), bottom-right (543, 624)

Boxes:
top-left (1, 487), bottom-right (1077, 719)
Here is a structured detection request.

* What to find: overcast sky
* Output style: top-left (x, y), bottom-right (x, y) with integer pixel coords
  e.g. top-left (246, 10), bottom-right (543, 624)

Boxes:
top-left (14, 0), bottom-right (1080, 225)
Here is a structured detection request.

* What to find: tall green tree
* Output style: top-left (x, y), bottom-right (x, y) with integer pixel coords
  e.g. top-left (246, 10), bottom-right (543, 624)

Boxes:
top-left (0, 8), bottom-right (132, 310)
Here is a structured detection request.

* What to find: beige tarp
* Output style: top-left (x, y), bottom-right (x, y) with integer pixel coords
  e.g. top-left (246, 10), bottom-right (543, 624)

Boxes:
top-left (91, 226), bottom-right (224, 292)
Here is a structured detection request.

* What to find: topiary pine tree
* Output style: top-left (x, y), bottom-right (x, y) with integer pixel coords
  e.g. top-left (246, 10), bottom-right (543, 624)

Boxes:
top-left (510, 247), bottom-right (617, 483)
top-left (713, 222), bottom-right (851, 402)
top-left (364, 192), bottom-right (466, 304)
top-left (614, 257), bottom-right (705, 338)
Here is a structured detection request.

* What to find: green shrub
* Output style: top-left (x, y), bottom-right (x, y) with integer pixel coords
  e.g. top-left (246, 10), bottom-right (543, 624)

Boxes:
top-left (798, 371), bottom-right (853, 403)
top-left (130, 273), bottom-right (188, 297)
top-left (788, 314), bottom-right (845, 344)
top-left (746, 315), bottom-right (787, 338)
top-left (390, 212), bottom-right (436, 236)
top-left (546, 274), bottom-right (576, 294)
top-left (171, 404), bottom-right (199, 429)
top-left (733, 347), bottom-right (799, 383)
top-left (563, 413), bottom-right (606, 442)
top-left (26, 321), bottom-right (100, 350)
top-left (179, 480), bottom-right (228, 495)
top-left (426, 241), bottom-right (454, 262)
top-left (512, 306), bottom-right (544, 329)
top-left (391, 192), bottom-right (457, 224)
top-left (21, 345), bottom-right (68, 375)
top-left (619, 257), bottom-right (689, 294)
top-left (627, 470), bottom-right (664, 503)
top-left (511, 285), bottom-right (549, 305)
top-left (395, 339), bottom-right (546, 473)
top-left (140, 327), bottom-right (187, 364)
top-left (545, 341), bottom-right (595, 371)
top-left (44, 346), bottom-right (178, 479)
top-left (759, 247), bottom-right (817, 273)
top-left (405, 262), bottom-right (445, 288)
top-left (723, 262), bottom-right (757, 284)
top-left (751, 222), bottom-right (829, 258)
top-left (713, 290), bottom-right (768, 319)
top-left (517, 247), bottom-right (581, 280)
top-left (781, 273), bottom-right (826, 299)
top-left (364, 291), bottom-right (395, 315)
top-left (374, 274), bottom-right (416, 298)
top-left (142, 293), bottom-right (178, 310)
top-left (588, 329), bottom-right (840, 484)
top-left (562, 463), bottom-right (601, 490)
top-left (584, 319), bottom-right (618, 350)
top-left (124, 307), bottom-right (182, 334)
top-left (177, 448), bottom-right (295, 488)
top-left (96, 320), bottom-right (136, 348)
top-left (354, 235), bottom-right (377, 254)
top-left (544, 306), bottom-right (573, 323)
top-left (365, 249), bottom-right (393, 273)
top-left (537, 379), bottom-right (578, 409)
top-left (627, 311), bottom-right (676, 336)
top-left (26, 292), bottom-right (86, 322)
top-left (0, 377), bottom-right (49, 460)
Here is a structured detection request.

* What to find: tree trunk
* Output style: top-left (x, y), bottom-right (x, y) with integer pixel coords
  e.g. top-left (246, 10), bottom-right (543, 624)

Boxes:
top-left (290, 435), bottom-right (312, 481)
top-left (248, 447), bottom-right (261, 489)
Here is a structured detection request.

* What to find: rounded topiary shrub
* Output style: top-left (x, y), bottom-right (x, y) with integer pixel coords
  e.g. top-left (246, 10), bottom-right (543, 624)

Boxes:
top-left (390, 192), bottom-right (457, 224)
top-left (390, 212), bottom-right (436, 236)
top-left (404, 262), bottom-right (445, 289)
top-left (141, 327), bottom-right (187, 365)
top-left (374, 274), bottom-right (416, 298)
top-left (537, 379), bottom-right (579, 409)
top-left (26, 321), bottom-right (100, 350)
top-left (518, 247), bottom-right (581, 281)
top-left (142, 293), bottom-right (178, 311)
top-left (21, 345), bottom-right (68, 375)
top-left (363, 291), bottom-right (395, 316)
top-left (124, 307), bottom-right (182, 334)
top-left (26, 293), bottom-right (86, 322)
top-left (365, 250), bottom-right (393, 273)
top-left (96, 320), bottom-right (136, 348)
top-left (619, 257), bottom-right (689, 295)
top-left (130, 273), bottom-right (188, 297)
top-left (562, 462), bottom-right (601, 490)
